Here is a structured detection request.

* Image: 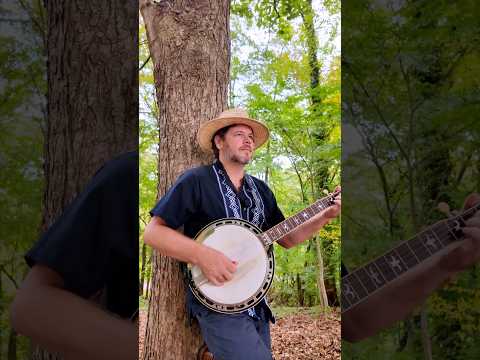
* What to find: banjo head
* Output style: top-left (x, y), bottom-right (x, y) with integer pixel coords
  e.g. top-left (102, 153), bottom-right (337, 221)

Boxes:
top-left (188, 219), bottom-right (274, 314)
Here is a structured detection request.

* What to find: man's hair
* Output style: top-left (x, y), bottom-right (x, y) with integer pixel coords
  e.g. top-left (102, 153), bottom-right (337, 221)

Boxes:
top-left (211, 125), bottom-right (234, 159)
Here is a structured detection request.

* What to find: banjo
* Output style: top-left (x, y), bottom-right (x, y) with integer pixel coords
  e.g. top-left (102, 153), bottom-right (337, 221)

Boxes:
top-left (187, 190), bottom-right (341, 314)
top-left (341, 201), bottom-right (480, 313)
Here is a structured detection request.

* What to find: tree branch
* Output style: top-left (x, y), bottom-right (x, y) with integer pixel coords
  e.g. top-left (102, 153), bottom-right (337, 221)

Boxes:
top-left (0, 265), bottom-right (19, 289)
top-left (139, 55), bottom-right (151, 72)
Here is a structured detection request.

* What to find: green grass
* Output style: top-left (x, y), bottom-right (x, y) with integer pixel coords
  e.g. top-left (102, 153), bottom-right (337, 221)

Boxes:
top-left (138, 298), bottom-right (336, 320)
top-left (139, 296), bottom-right (148, 310)
top-left (271, 305), bottom-right (330, 319)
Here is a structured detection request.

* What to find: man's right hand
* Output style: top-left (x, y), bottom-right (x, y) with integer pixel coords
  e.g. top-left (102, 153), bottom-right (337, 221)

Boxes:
top-left (144, 217), bottom-right (238, 286)
top-left (197, 246), bottom-right (237, 286)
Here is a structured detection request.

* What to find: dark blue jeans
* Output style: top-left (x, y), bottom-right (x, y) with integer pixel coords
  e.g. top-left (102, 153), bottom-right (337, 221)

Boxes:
top-left (195, 306), bottom-right (273, 360)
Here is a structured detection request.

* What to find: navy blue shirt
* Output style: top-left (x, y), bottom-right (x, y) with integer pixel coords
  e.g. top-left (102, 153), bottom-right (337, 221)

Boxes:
top-left (341, 263), bottom-right (348, 277)
top-left (150, 160), bottom-right (285, 320)
top-left (26, 152), bottom-right (138, 319)
top-left (150, 160), bottom-right (285, 236)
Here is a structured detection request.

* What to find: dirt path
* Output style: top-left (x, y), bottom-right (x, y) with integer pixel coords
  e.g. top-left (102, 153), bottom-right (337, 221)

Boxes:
top-left (271, 311), bottom-right (340, 359)
top-left (139, 309), bottom-right (341, 359)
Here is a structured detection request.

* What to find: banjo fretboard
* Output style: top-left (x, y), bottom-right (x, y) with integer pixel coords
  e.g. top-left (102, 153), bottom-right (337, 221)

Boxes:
top-left (341, 202), bottom-right (480, 313)
top-left (259, 190), bottom-right (341, 247)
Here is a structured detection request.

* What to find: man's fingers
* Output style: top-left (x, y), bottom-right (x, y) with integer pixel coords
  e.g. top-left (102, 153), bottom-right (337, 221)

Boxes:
top-left (441, 236), bottom-right (480, 272)
top-left (222, 272), bottom-right (233, 282)
top-left (463, 226), bottom-right (480, 241)
top-left (210, 277), bottom-right (223, 286)
top-left (209, 270), bottom-right (232, 286)
top-left (463, 193), bottom-right (480, 210)
top-left (226, 260), bottom-right (237, 273)
top-left (460, 227), bottom-right (480, 264)
top-left (465, 217), bottom-right (480, 228)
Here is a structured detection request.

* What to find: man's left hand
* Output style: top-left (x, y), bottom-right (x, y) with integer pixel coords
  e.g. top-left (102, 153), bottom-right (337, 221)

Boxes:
top-left (440, 193), bottom-right (480, 273)
top-left (322, 186), bottom-right (341, 220)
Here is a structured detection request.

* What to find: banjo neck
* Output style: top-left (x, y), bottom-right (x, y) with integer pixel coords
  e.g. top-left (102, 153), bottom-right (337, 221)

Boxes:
top-left (341, 202), bottom-right (480, 313)
top-left (258, 190), bottom-right (341, 247)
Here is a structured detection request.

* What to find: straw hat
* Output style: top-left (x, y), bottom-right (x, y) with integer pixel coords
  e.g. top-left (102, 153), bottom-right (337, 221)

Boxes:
top-left (197, 108), bottom-right (270, 153)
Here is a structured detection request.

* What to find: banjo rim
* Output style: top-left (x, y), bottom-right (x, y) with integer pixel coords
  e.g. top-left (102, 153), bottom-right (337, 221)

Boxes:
top-left (187, 218), bottom-right (275, 314)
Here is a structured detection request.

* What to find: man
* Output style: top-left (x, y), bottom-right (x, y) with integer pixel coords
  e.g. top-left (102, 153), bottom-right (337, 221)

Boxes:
top-left (342, 193), bottom-right (480, 342)
top-left (143, 108), bottom-right (341, 360)
top-left (10, 152), bottom-right (138, 360)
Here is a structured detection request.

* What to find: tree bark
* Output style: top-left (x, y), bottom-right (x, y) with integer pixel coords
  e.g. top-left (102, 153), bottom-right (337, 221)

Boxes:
top-left (140, 0), bottom-right (230, 358)
top-left (33, 1), bottom-right (138, 359)
top-left (42, 0), bottom-right (138, 229)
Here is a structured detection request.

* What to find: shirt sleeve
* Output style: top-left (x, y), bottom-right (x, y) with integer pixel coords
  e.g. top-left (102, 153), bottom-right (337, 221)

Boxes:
top-left (149, 170), bottom-right (200, 229)
top-left (264, 186), bottom-right (285, 229)
top-left (341, 263), bottom-right (349, 277)
top-left (25, 153), bottom-right (137, 299)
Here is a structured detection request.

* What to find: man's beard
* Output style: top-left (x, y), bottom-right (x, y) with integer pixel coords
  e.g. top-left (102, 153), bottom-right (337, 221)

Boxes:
top-left (230, 153), bottom-right (250, 165)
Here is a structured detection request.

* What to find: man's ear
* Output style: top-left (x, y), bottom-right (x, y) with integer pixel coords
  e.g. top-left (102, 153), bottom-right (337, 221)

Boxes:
top-left (214, 134), bottom-right (223, 151)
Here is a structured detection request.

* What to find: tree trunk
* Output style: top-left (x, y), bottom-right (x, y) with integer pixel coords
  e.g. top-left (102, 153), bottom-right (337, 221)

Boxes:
top-left (42, 0), bottom-right (138, 229)
top-left (264, 141), bottom-right (270, 184)
top-left (0, 273), bottom-right (3, 357)
top-left (302, 0), bottom-right (321, 107)
top-left (296, 273), bottom-right (304, 307)
top-left (145, 277), bottom-right (150, 299)
top-left (140, 242), bottom-right (147, 296)
top-left (33, 1), bottom-right (138, 359)
top-left (8, 328), bottom-right (17, 360)
top-left (420, 304), bottom-right (433, 360)
top-left (140, 1), bottom-right (230, 358)
top-left (315, 236), bottom-right (329, 311)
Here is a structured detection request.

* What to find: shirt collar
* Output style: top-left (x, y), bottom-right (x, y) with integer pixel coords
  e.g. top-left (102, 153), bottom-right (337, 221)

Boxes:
top-left (213, 159), bottom-right (249, 193)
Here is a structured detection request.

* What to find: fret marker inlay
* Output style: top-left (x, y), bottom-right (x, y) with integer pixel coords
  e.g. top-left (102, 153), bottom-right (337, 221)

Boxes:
top-left (344, 283), bottom-right (356, 300)
top-left (388, 255), bottom-right (401, 272)
top-left (368, 266), bottom-right (382, 285)
top-left (425, 234), bottom-right (437, 250)
top-left (452, 220), bottom-right (461, 232)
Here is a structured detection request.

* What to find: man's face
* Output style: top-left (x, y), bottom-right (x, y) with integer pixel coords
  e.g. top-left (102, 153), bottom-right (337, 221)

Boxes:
top-left (216, 124), bottom-right (255, 165)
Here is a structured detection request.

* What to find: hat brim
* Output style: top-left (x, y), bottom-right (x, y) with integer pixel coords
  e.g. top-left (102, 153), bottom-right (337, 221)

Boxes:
top-left (197, 116), bottom-right (269, 153)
